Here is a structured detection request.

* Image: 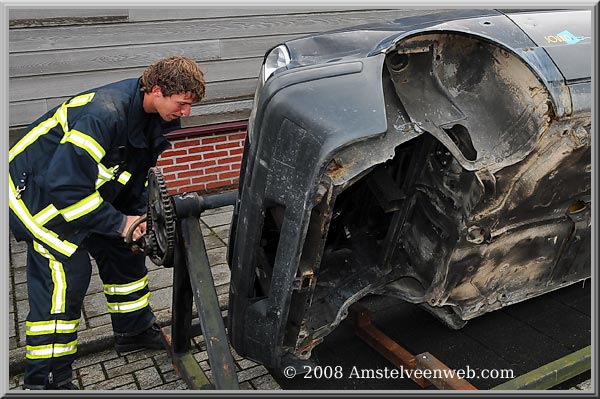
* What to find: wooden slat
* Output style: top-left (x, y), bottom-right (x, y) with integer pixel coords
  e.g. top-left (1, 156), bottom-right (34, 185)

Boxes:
top-left (9, 99), bottom-right (47, 127)
top-left (9, 9), bottom-right (128, 20)
top-left (10, 40), bottom-right (221, 77)
top-left (9, 10), bottom-right (433, 53)
top-left (10, 80), bottom-right (257, 127)
top-left (10, 57), bottom-right (262, 101)
top-left (128, 8), bottom-right (375, 21)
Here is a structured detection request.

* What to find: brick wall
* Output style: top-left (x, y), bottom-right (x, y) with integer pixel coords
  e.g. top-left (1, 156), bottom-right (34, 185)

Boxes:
top-left (156, 121), bottom-right (247, 195)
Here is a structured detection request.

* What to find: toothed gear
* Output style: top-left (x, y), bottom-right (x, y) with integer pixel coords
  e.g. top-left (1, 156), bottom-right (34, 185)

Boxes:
top-left (146, 167), bottom-right (175, 266)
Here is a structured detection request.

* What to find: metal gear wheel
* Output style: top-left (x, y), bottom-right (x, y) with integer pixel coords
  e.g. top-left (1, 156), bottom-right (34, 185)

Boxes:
top-left (146, 167), bottom-right (175, 266)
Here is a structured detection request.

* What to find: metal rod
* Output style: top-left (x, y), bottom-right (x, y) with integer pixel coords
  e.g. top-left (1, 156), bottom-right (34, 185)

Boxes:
top-left (349, 304), bottom-right (431, 388)
top-left (491, 345), bottom-right (591, 390)
top-left (180, 217), bottom-right (239, 390)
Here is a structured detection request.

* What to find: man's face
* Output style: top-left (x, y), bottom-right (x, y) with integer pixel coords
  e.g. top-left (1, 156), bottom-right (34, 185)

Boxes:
top-left (151, 86), bottom-right (195, 121)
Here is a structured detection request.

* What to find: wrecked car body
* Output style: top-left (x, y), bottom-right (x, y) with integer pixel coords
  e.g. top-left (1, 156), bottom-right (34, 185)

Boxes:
top-left (226, 9), bottom-right (592, 371)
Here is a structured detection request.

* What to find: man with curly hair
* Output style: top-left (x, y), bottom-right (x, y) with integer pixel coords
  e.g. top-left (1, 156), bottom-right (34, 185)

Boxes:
top-left (9, 56), bottom-right (206, 390)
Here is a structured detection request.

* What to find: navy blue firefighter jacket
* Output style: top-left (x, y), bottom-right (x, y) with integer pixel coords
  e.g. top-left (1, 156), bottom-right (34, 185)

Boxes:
top-left (9, 78), bottom-right (178, 260)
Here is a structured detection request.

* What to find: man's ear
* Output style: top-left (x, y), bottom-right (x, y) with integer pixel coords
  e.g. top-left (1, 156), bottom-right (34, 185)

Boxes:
top-left (151, 85), bottom-right (163, 96)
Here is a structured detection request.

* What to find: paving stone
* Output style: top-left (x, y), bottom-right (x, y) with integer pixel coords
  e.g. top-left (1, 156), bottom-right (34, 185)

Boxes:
top-left (201, 211), bottom-right (233, 228)
top-left (212, 225), bottom-right (230, 241)
top-left (12, 264), bottom-right (27, 284)
top-left (237, 358), bottom-right (258, 370)
top-left (211, 264), bottom-right (231, 287)
top-left (73, 348), bottom-right (119, 369)
top-left (103, 356), bottom-right (128, 370)
top-left (9, 312), bottom-right (16, 337)
top-left (148, 268), bottom-right (174, 290)
top-left (16, 300), bottom-right (29, 322)
top-left (9, 337), bottom-right (17, 350)
top-left (237, 365), bottom-right (269, 383)
top-left (202, 205), bottom-right (234, 216)
top-left (193, 350), bottom-right (209, 363)
top-left (17, 322), bottom-right (26, 345)
top-left (114, 382), bottom-right (139, 390)
top-left (87, 273), bottom-right (104, 294)
top-left (250, 374), bottom-right (282, 390)
top-left (207, 246), bottom-right (227, 266)
top-left (162, 370), bottom-right (180, 383)
top-left (240, 381), bottom-right (254, 390)
top-left (154, 352), bottom-right (174, 373)
top-left (14, 282), bottom-right (28, 301)
top-left (215, 283), bottom-right (230, 297)
top-left (106, 358), bottom-right (154, 379)
top-left (9, 235), bottom-right (27, 254)
top-left (135, 366), bottom-right (163, 389)
top-left (78, 363), bottom-right (106, 386)
top-left (125, 349), bottom-right (165, 363)
top-left (87, 313), bottom-right (112, 329)
top-left (87, 374), bottom-right (135, 390)
top-left (83, 292), bottom-right (108, 318)
top-left (149, 287), bottom-right (173, 312)
top-left (204, 233), bottom-right (226, 250)
top-left (155, 379), bottom-right (188, 390)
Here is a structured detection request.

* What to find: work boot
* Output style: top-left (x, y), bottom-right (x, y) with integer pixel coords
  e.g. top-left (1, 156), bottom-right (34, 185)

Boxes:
top-left (114, 322), bottom-right (166, 354)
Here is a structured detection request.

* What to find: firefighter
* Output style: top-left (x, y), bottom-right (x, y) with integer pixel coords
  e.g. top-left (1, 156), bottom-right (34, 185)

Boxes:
top-left (9, 56), bottom-right (206, 390)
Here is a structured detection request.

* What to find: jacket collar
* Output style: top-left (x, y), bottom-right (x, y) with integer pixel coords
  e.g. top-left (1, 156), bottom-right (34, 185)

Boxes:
top-left (127, 79), bottom-right (179, 155)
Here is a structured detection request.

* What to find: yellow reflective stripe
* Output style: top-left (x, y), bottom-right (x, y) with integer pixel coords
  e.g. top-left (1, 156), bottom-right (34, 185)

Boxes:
top-left (104, 275), bottom-right (148, 296)
top-left (117, 171), bottom-right (131, 185)
top-left (96, 164), bottom-right (119, 189)
top-left (9, 92), bottom-right (94, 163)
top-left (60, 191), bottom-right (103, 222)
top-left (26, 340), bottom-right (77, 359)
top-left (68, 92), bottom-right (95, 106)
top-left (49, 260), bottom-right (67, 314)
top-left (57, 103), bottom-right (69, 131)
top-left (144, 180), bottom-right (148, 188)
top-left (33, 204), bottom-right (60, 226)
top-left (9, 113), bottom-right (59, 162)
top-left (26, 319), bottom-right (80, 336)
top-left (107, 292), bottom-right (150, 314)
top-left (33, 241), bottom-right (66, 314)
top-left (61, 129), bottom-right (105, 163)
top-left (9, 176), bottom-right (78, 257)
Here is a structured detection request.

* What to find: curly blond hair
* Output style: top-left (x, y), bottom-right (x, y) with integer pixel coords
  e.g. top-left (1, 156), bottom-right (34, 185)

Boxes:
top-left (140, 56), bottom-right (206, 102)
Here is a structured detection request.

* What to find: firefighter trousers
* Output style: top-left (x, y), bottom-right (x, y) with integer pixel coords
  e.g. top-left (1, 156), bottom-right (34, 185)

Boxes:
top-left (23, 233), bottom-right (156, 389)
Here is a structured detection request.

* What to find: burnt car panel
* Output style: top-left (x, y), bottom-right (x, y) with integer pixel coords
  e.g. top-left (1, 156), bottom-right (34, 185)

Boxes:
top-left (227, 9), bottom-right (592, 371)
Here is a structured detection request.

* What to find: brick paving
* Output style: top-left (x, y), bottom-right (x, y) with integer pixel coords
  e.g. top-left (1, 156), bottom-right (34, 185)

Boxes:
top-left (7, 205), bottom-right (281, 391)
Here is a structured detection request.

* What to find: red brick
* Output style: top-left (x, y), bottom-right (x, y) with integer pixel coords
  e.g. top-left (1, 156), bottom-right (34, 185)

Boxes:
top-left (216, 142), bottom-right (239, 150)
top-left (156, 158), bottom-right (174, 166)
top-left (188, 145), bottom-right (215, 154)
top-left (217, 155), bottom-right (243, 165)
top-left (178, 170), bottom-right (204, 179)
top-left (176, 155), bottom-right (203, 163)
top-left (202, 136), bottom-right (228, 144)
top-left (163, 164), bottom-right (190, 173)
top-left (203, 151), bottom-right (228, 160)
top-left (207, 181), bottom-right (227, 189)
top-left (192, 174), bottom-right (218, 184)
top-left (229, 148), bottom-right (244, 156)
top-left (190, 160), bottom-right (216, 169)
top-left (231, 163), bottom-right (242, 171)
top-left (231, 178), bottom-right (240, 185)
top-left (161, 149), bottom-right (187, 157)
top-left (180, 183), bottom-right (206, 193)
top-left (205, 165), bottom-right (230, 175)
top-left (165, 178), bottom-right (191, 188)
top-left (219, 171), bottom-right (240, 180)
top-left (173, 139), bottom-right (201, 149)
top-left (229, 133), bottom-right (247, 141)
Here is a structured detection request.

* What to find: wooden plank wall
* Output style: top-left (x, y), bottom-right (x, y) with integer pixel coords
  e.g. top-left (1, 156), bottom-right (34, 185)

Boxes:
top-left (9, 7), bottom-right (442, 142)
